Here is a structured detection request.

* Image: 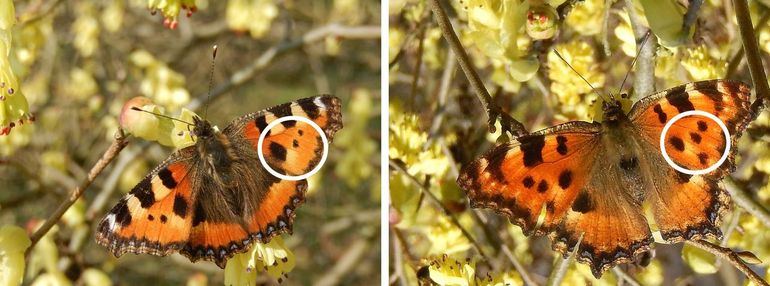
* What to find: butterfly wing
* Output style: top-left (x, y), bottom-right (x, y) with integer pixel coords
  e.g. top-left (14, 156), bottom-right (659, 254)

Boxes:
top-left (96, 147), bottom-right (197, 258)
top-left (628, 80), bottom-right (752, 242)
top-left (458, 122), bottom-right (604, 235)
top-left (176, 95), bottom-right (342, 267)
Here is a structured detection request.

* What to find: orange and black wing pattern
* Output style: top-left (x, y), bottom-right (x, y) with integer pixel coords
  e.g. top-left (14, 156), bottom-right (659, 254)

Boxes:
top-left (629, 80), bottom-right (752, 243)
top-left (173, 95), bottom-right (343, 267)
top-left (95, 148), bottom-right (197, 258)
top-left (457, 121), bottom-right (602, 236)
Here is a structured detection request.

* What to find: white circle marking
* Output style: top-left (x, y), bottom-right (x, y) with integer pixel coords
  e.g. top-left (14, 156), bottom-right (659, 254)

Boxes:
top-left (659, 110), bottom-right (730, 175)
top-left (257, 115), bottom-right (328, 181)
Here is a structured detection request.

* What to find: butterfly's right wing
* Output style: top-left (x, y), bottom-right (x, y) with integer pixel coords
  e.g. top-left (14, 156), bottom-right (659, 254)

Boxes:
top-left (458, 121), bottom-right (654, 277)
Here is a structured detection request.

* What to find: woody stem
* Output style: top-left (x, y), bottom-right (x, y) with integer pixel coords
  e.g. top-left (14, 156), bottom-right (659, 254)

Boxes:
top-left (427, 0), bottom-right (528, 137)
top-left (686, 240), bottom-right (769, 286)
top-left (733, 0), bottom-right (770, 114)
top-left (25, 129), bottom-right (129, 257)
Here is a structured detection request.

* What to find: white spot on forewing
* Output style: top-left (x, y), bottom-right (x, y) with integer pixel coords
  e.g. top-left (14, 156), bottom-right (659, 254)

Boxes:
top-left (105, 214), bottom-right (118, 231)
top-left (314, 97), bottom-right (326, 109)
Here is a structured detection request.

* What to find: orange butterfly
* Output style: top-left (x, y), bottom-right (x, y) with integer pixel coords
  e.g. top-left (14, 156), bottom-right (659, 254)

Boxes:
top-left (457, 80), bottom-right (753, 277)
top-left (96, 96), bottom-right (342, 268)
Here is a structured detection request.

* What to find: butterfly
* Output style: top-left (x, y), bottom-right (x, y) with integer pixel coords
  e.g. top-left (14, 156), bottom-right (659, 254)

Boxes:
top-left (457, 80), bottom-right (754, 277)
top-left (96, 95), bottom-right (343, 268)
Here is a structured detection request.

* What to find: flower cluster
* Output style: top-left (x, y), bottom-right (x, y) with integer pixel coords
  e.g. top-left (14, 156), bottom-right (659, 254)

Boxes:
top-left (0, 0), bottom-right (33, 141)
top-left (226, 0), bottom-right (278, 38)
top-left (224, 237), bottom-right (296, 284)
top-left (147, 0), bottom-right (198, 29)
top-left (547, 40), bottom-right (605, 120)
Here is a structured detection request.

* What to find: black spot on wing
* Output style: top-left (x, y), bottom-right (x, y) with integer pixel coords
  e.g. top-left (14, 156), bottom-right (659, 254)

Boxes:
top-left (518, 135), bottom-right (545, 167)
top-left (653, 104), bottom-right (667, 124)
top-left (572, 191), bottom-right (594, 213)
top-left (158, 167), bottom-right (178, 189)
top-left (131, 178), bottom-right (155, 208)
top-left (558, 170), bottom-right (572, 189)
top-left (522, 176), bottom-right (535, 189)
top-left (270, 103), bottom-right (292, 117)
top-left (114, 200), bottom-right (132, 227)
top-left (192, 201), bottom-right (205, 227)
top-left (173, 194), bottom-right (188, 218)
top-left (665, 87), bottom-right (695, 112)
top-left (690, 132), bottom-right (702, 144)
top-left (160, 215), bottom-right (167, 223)
top-left (537, 180), bottom-right (549, 193)
top-left (698, 152), bottom-right (709, 166)
top-left (292, 139), bottom-right (299, 148)
top-left (299, 99), bottom-right (320, 119)
top-left (669, 136), bottom-right (685, 152)
top-left (269, 142), bottom-right (287, 162)
top-left (485, 145), bottom-right (511, 183)
top-left (255, 116), bottom-right (269, 136)
top-left (697, 120), bottom-right (708, 132)
top-left (556, 136), bottom-right (568, 155)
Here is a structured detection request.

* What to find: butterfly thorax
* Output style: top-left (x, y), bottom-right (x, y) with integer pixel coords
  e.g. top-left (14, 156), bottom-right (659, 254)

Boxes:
top-left (192, 116), bottom-right (239, 185)
top-left (601, 99), bottom-right (626, 123)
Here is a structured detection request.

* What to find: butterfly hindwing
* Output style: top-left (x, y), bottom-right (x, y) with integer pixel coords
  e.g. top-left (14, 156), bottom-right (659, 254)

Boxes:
top-left (96, 148), bottom-right (196, 258)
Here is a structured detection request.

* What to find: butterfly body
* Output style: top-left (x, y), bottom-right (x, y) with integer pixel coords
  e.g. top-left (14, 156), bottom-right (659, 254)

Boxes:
top-left (458, 80), bottom-right (753, 277)
top-left (97, 96), bottom-right (342, 268)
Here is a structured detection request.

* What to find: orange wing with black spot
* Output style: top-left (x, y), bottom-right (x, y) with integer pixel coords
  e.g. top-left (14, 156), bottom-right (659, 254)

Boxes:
top-left (628, 80), bottom-right (752, 243)
top-left (96, 148), bottom-right (197, 258)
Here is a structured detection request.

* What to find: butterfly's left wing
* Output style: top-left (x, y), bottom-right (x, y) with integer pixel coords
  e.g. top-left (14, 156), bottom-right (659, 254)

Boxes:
top-left (177, 95), bottom-right (343, 267)
top-left (628, 80), bottom-right (753, 242)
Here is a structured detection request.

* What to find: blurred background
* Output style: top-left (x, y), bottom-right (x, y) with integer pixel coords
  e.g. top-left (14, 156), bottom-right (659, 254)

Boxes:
top-left (0, 0), bottom-right (380, 285)
top-left (389, 0), bottom-right (770, 285)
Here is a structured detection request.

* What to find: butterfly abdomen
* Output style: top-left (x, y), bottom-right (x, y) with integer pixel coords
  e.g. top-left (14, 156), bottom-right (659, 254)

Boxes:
top-left (197, 129), bottom-right (240, 184)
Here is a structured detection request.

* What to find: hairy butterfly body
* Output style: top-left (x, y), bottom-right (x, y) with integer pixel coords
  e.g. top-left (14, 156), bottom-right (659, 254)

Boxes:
top-left (457, 80), bottom-right (753, 277)
top-left (96, 95), bottom-right (342, 268)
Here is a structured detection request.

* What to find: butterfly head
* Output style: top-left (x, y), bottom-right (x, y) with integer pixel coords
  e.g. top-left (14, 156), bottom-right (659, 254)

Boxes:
top-left (601, 99), bottom-right (626, 122)
top-left (192, 116), bottom-right (214, 138)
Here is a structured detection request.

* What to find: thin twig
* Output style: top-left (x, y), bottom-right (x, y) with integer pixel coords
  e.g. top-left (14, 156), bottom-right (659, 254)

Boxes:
top-left (613, 268), bottom-right (642, 286)
top-left (25, 129), bottom-right (129, 256)
top-left (686, 239), bottom-right (769, 286)
top-left (427, 0), bottom-right (527, 137)
top-left (389, 159), bottom-right (490, 260)
top-left (185, 24), bottom-right (380, 111)
top-left (726, 11), bottom-right (770, 79)
top-left (624, 0), bottom-right (656, 98)
top-left (733, 0), bottom-right (770, 115)
top-left (545, 233), bottom-right (583, 286)
top-left (501, 244), bottom-right (538, 286)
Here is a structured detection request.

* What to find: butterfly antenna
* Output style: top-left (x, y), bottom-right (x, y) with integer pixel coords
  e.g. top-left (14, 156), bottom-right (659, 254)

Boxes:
top-left (553, 49), bottom-right (605, 100)
top-left (204, 45), bottom-right (218, 119)
top-left (130, 107), bottom-right (194, 126)
top-left (618, 30), bottom-right (652, 94)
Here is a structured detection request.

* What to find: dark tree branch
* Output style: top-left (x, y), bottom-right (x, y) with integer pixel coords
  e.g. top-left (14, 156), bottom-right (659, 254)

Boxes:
top-left (427, 0), bottom-right (528, 137)
top-left (733, 0), bottom-right (770, 115)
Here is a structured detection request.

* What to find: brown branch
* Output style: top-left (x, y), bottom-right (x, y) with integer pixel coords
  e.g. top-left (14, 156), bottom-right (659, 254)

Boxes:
top-left (726, 11), bottom-right (770, 79)
top-left (427, 0), bottom-right (528, 137)
top-left (725, 178), bottom-right (770, 229)
top-left (25, 129), bottom-right (129, 256)
top-left (686, 239), bottom-right (769, 286)
top-left (624, 0), bottom-right (656, 97)
top-left (185, 24), bottom-right (380, 111)
top-left (733, 0), bottom-right (770, 115)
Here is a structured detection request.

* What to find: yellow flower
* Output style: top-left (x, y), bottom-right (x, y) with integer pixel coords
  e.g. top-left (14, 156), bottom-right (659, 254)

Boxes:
top-left (224, 237), bottom-right (296, 284)
top-left (130, 50), bottom-right (191, 109)
top-left (147, 0), bottom-right (198, 29)
top-left (72, 2), bottom-right (99, 57)
top-left (565, 0), bottom-right (605, 36)
top-left (0, 225), bottom-right (31, 286)
top-left (681, 45), bottom-right (726, 81)
top-left (547, 41), bottom-right (605, 120)
top-left (426, 216), bottom-right (471, 256)
top-left (119, 96), bottom-right (197, 148)
top-left (427, 255), bottom-right (477, 286)
top-left (226, 0), bottom-right (278, 38)
top-left (457, 0), bottom-right (539, 90)
top-left (0, 0), bottom-right (33, 137)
